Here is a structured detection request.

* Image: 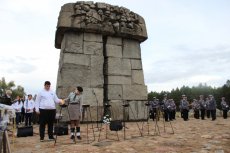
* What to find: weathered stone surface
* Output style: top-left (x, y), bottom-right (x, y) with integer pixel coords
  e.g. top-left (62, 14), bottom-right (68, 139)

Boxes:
top-left (131, 59), bottom-right (142, 70)
top-left (107, 57), bottom-right (131, 76)
top-left (55, 2), bottom-right (147, 49)
top-left (106, 44), bottom-right (122, 58)
top-left (83, 41), bottom-right (103, 55)
top-left (128, 101), bottom-right (146, 120)
top-left (110, 100), bottom-right (124, 120)
top-left (60, 32), bottom-right (84, 55)
top-left (63, 53), bottom-right (90, 66)
top-left (82, 87), bottom-right (103, 106)
top-left (107, 36), bottom-right (122, 45)
top-left (90, 55), bottom-right (104, 87)
top-left (107, 85), bottom-right (122, 100)
top-left (57, 66), bottom-right (91, 87)
top-left (84, 33), bottom-right (102, 42)
top-left (123, 85), bottom-right (148, 100)
top-left (123, 39), bottom-right (141, 59)
top-left (132, 70), bottom-right (145, 85)
top-left (108, 76), bottom-right (131, 85)
top-left (56, 2), bottom-right (148, 122)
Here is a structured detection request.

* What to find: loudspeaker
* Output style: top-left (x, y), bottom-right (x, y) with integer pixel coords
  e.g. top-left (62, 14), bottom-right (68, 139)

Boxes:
top-left (54, 124), bottom-right (68, 136)
top-left (17, 126), bottom-right (33, 137)
top-left (110, 120), bottom-right (123, 131)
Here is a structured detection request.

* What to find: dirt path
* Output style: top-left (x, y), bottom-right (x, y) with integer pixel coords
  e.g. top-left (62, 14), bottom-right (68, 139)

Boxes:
top-left (8, 117), bottom-right (230, 153)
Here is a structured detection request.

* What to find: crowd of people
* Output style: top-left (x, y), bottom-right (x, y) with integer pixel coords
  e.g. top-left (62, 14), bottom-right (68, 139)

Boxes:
top-left (0, 81), bottom-right (84, 142)
top-left (1, 82), bottom-right (229, 143)
top-left (149, 94), bottom-right (229, 122)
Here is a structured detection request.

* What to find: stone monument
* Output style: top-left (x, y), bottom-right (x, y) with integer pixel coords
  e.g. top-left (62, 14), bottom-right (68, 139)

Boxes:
top-left (55, 1), bottom-right (148, 121)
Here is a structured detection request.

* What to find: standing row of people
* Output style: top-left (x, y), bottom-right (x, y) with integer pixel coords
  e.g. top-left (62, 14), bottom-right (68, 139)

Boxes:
top-left (149, 94), bottom-right (229, 122)
top-left (11, 94), bottom-right (37, 126)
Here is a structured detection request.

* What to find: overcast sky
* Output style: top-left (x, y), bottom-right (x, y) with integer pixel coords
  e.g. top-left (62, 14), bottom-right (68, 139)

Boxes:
top-left (0, 0), bottom-right (230, 95)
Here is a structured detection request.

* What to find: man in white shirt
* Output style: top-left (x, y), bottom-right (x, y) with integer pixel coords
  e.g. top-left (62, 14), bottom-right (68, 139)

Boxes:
top-left (35, 81), bottom-right (64, 142)
top-left (24, 94), bottom-right (35, 126)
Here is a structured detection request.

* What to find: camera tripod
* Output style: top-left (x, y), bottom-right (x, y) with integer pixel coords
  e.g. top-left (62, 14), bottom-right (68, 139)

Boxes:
top-left (161, 109), bottom-right (174, 134)
top-left (122, 101), bottom-right (143, 140)
top-left (98, 104), bottom-right (120, 141)
top-left (141, 102), bottom-right (161, 136)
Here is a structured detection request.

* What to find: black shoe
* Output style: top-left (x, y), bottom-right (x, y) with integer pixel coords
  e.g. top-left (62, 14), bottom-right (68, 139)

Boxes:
top-left (70, 135), bottom-right (75, 139)
top-left (48, 136), bottom-right (55, 141)
top-left (77, 136), bottom-right (81, 140)
top-left (40, 138), bottom-right (44, 142)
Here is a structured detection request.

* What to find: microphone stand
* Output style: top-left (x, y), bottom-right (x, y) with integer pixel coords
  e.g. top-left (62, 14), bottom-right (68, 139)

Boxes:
top-left (92, 89), bottom-right (99, 129)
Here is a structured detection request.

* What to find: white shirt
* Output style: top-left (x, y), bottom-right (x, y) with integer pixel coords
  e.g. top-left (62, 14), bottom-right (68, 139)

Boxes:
top-left (35, 89), bottom-right (61, 112)
top-left (24, 99), bottom-right (35, 113)
top-left (12, 101), bottom-right (23, 113)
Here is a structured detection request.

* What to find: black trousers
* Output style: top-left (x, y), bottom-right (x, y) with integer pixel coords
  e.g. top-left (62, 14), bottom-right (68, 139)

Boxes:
top-left (194, 110), bottom-right (200, 119)
top-left (210, 110), bottom-right (216, 120)
top-left (206, 110), bottom-right (211, 118)
top-left (200, 109), bottom-right (205, 120)
top-left (39, 109), bottom-right (56, 139)
top-left (223, 110), bottom-right (228, 119)
top-left (164, 110), bottom-right (169, 121)
top-left (15, 112), bottom-right (21, 125)
top-left (25, 113), bottom-right (32, 126)
top-left (182, 109), bottom-right (189, 121)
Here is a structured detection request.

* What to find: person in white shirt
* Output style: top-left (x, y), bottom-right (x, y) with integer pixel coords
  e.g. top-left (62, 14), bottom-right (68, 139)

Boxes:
top-left (35, 81), bottom-right (64, 142)
top-left (12, 96), bottom-right (23, 125)
top-left (24, 94), bottom-right (35, 126)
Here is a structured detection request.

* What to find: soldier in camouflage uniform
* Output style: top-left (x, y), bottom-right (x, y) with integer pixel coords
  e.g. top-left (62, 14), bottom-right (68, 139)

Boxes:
top-left (180, 96), bottom-right (189, 121)
top-left (168, 99), bottom-right (176, 120)
top-left (149, 97), bottom-right (159, 121)
top-left (162, 94), bottom-right (170, 122)
top-left (208, 95), bottom-right (216, 121)
top-left (199, 95), bottom-right (206, 120)
top-left (205, 97), bottom-right (211, 118)
top-left (221, 97), bottom-right (229, 119)
top-left (192, 99), bottom-right (200, 119)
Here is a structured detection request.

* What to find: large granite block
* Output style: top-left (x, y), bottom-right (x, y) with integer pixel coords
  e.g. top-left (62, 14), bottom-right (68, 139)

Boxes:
top-left (109, 100), bottom-right (124, 120)
top-left (107, 85), bottom-right (122, 100)
top-left (90, 55), bottom-right (104, 87)
top-left (107, 36), bottom-right (122, 45)
top-left (106, 44), bottom-right (122, 58)
top-left (84, 33), bottom-right (102, 42)
top-left (131, 59), bottom-right (142, 70)
top-left (63, 53), bottom-right (90, 66)
top-left (62, 32), bottom-right (83, 53)
top-left (123, 85), bottom-right (148, 100)
top-left (127, 101), bottom-right (146, 120)
top-left (123, 39), bottom-right (141, 59)
top-left (82, 87), bottom-right (103, 106)
top-left (107, 76), bottom-right (131, 85)
top-left (132, 70), bottom-right (145, 85)
top-left (107, 57), bottom-right (131, 76)
top-left (58, 66), bottom-right (91, 87)
top-left (84, 41), bottom-right (103, 55)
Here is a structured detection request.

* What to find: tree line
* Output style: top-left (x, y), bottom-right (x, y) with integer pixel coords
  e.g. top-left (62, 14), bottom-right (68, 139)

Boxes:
top-left (148, 80), bottom-right (230, 110)
top-left (0, 77), bottom-right (25, 99)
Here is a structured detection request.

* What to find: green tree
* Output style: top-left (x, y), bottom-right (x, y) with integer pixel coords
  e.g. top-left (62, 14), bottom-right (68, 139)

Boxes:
top-left (0, 77), bottom-right (25, 99)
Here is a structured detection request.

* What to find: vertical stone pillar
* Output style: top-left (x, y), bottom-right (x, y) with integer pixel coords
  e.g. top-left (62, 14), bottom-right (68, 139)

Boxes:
top-left (55, 1), bottom-right (148, 121)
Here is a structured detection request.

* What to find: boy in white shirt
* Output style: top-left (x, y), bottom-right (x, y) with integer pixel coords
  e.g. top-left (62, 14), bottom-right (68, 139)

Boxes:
top-left (24, 94), bottom-right (35, 126)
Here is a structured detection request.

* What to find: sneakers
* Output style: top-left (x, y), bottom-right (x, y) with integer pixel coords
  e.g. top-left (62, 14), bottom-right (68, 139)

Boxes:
top-left (40, 138), bottom-right (44, 142)
top-left (77, 136), bottom-right (81, 140)
top-left (70, 135), bottom-right (75, 140)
